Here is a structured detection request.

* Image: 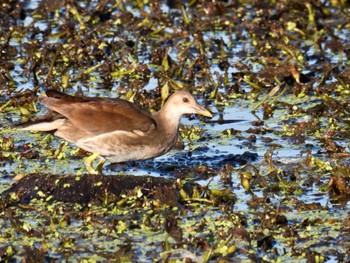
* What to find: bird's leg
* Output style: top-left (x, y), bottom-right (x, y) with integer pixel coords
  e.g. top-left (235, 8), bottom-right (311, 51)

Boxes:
top-left (84, 152), bottom-right (105, 174)
top-left (95, 156), bottom-right (106, 174)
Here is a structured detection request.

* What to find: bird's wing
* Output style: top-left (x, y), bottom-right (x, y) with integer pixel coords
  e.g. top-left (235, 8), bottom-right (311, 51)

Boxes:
top-left (39, 91), bottom-right (156, 135)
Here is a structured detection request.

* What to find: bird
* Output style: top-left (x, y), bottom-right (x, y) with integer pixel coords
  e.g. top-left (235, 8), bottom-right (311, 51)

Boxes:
top-left (22, 90), bottom-right (213, 174)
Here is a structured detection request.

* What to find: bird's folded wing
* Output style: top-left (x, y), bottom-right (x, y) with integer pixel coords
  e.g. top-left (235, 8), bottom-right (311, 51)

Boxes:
top-left (39, 96), bottom-right (156, 135)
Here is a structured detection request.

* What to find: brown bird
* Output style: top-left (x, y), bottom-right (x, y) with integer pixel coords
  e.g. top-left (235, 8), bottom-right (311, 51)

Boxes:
top-left (23, 90), bottom-right (213, 174)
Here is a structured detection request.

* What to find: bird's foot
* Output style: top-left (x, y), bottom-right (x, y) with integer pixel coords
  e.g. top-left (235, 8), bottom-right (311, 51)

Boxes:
top-left (84, 153), bottom-right (105, 175)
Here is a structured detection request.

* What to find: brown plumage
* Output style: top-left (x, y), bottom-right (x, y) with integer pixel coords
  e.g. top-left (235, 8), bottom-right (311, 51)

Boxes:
top-left (23, 90), bottom-right (212, 168)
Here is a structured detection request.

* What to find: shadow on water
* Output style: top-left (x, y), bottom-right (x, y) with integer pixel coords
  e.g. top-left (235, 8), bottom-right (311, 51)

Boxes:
top-left (116, 150), bottom-right (258, 177)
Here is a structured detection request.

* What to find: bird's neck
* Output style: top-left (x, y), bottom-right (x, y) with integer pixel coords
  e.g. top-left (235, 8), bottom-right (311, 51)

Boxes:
top-left (152, 109), bottom-right (182, 143)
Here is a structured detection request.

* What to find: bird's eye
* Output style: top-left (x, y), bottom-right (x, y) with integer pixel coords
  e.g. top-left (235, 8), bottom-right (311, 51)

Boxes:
top-left (182, 97), bottom-right (189, 103)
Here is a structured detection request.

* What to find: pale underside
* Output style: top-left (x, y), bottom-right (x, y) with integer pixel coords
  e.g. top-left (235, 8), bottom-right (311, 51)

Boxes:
top-left (55, 119), bottom-right (177, 163)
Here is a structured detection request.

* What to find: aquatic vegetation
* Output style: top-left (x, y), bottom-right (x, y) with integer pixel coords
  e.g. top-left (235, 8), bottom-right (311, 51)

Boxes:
top-left (1, 0), bottom-right (350, 261)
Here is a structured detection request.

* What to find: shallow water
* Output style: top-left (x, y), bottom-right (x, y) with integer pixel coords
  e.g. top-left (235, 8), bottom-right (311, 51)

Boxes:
top-left (1, 0), bottom-right (350, 262)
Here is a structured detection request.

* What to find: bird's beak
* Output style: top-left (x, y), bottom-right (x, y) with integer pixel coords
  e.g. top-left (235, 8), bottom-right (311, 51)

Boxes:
top-left (193, 104), bottom-right (213, 118)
